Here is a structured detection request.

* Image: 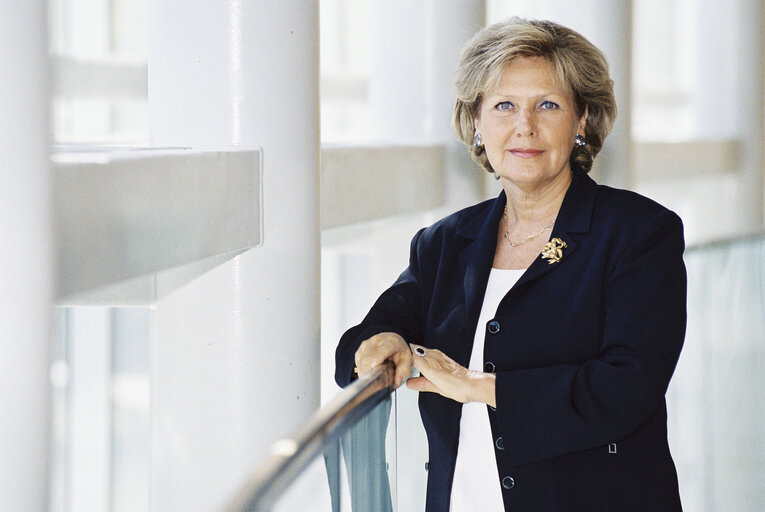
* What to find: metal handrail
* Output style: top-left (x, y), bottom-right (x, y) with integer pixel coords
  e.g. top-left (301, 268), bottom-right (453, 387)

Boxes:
top-left (225, 361), bottom-right (396, 511)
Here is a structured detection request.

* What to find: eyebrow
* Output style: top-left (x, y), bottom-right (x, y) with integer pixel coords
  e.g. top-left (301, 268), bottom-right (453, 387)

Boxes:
top-left (486, 91), bottom-right (568, 100)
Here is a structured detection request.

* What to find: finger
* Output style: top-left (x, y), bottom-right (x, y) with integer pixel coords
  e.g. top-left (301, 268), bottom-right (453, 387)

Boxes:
top-left (357, 348), bottom-right (405, 381)
top-left (409, 344), bottom-right (428, 366)
top-left (393, 356), bottom-right (412, 387)
top-left (405, 376), bottom-right (439, 394)
top-left (359, 351), bottom-right (385, 370)
top-left (355, 333), bottom-right (411, 383)
top-left (410, 350), bottom-right (431, 374)
top-left (409, 343), bottom-right (425, 356)
top-left (392, 353), bottom-right (412, 388)
top-left (355, 343), bottom-right (394, 375)
top-left (354, 347), bottom-right (371, 372)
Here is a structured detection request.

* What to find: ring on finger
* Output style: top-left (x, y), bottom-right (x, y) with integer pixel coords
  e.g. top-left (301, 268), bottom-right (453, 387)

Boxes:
top-left (414, 346), bottom-right (426, 357)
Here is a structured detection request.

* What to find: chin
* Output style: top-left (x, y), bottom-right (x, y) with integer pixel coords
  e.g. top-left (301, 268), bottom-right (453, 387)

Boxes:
top-left (500, 169), bottom-right (548, 184)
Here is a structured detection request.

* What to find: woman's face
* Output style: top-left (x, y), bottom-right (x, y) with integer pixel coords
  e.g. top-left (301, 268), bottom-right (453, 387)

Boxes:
top-left (475, 56), bottom-right (586, 190)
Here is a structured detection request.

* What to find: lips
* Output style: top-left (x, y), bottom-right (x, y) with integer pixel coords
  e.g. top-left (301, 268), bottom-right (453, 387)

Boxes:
top-left (509, 148), bottom-right (544, 158)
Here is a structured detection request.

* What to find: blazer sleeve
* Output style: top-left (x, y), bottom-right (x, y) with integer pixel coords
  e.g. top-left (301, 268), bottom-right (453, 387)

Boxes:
top-left (494, 209), bottom-right (687, 466)
top-left (334, 227), bottom-right (427, 387)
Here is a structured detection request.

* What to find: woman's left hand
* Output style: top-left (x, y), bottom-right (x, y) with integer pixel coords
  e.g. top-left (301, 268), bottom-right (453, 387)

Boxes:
top-left (406, 344), bottom-right (496, 407)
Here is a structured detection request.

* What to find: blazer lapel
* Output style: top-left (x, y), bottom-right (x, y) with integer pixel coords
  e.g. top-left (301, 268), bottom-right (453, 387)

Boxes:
top-left (457, 192), bottom-right (506, 331)
top-left (513, 171), bottom-right (597, 290)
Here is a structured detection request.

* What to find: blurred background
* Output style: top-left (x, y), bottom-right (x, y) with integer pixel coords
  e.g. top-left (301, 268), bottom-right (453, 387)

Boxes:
top-left (2, 0), bottom-right (763, 510)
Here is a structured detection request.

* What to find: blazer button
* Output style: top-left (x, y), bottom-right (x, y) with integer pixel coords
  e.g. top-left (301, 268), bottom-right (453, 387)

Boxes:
top-left (484, 361), bottom-right (495, 373)
top-left (495, 437), bottom-right (504, 450)
top-left (487, 320), bottom-right (500, 334)
top-left (502, 476), bottom-right (515, 489)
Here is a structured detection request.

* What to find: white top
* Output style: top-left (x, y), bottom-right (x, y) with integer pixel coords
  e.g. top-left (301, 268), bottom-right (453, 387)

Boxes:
top-left (450, 268), bottom-right (525, 512)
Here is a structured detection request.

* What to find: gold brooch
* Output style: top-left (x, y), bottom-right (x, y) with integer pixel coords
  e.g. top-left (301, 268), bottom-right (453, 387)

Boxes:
top-left (541, 238), bottom-right (567, 264)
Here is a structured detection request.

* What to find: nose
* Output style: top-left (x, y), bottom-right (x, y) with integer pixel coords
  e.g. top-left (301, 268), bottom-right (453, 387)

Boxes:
top-left (515, 109), bottom-right (536, 137)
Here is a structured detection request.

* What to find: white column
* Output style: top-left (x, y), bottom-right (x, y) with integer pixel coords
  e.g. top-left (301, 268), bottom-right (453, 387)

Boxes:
top-left (733, 0), bottom-right (764, 230)
top-left (369, 0), bottom-right (487, 206)
top-left (148, 2), bottom-right (320, 511)
top-left (0, 1), bottom-right (52, 510)
top-left (691, 0), bottom-right (733, 139)
top-left (694, 0), bottom-right (764, 232)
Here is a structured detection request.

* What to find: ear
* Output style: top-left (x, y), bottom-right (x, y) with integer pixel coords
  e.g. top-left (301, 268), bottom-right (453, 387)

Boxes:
top-left (577, 105), bottom-right (588, 135)
top-left (473, 116), bottom-right (481, 134)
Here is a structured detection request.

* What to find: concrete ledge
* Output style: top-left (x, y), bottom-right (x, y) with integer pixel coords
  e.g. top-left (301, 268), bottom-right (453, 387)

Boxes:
top-left (321, 145), bottom-right (445, 229)
top-left (634, 139), bottom-right (740, 178)
top-left (53, 148), bottom-right (261, 304)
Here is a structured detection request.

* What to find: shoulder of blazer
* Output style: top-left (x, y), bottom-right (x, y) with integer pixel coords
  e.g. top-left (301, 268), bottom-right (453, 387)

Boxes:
top-left (596, 183), bottom-right (677, 219)
top-left (591, 181), bottom-right (684, 239)
top-left (584, 181), bottom-right (685, 282)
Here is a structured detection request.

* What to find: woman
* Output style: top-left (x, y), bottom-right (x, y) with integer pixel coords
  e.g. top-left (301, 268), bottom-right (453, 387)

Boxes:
top-left (336, 18), bottom-right (685, 511)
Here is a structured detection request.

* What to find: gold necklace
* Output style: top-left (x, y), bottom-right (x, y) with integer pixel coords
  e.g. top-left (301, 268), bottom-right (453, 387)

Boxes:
top-left (503, 205), bottom-right (556, 248)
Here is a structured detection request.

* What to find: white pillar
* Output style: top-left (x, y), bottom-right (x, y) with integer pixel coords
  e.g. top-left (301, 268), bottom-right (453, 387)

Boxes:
top-left (0, 1), bottom-right (52, 510)
top-left (369, 0), bottom-right (487, 206)
top-left (693, 0), bottom-right (764, 231)
top-left (148, 2), bottom-right (320, 511)
top-left (733, 0), bottom-right (764, 230)
top-left (694, 0), bottom-right (764, 231)
top-left (692, 0), bottom-right (734, 139)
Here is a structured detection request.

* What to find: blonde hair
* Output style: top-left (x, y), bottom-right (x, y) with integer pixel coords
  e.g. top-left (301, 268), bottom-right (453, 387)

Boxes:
top-left (453, 18), bottom-right (617, 174)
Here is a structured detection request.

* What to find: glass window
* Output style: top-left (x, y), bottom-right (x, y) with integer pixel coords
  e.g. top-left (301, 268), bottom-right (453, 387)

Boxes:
top-left (320, 0), bottom-right (373, 143)
top-left (49, 0), bottom-right (148, 145)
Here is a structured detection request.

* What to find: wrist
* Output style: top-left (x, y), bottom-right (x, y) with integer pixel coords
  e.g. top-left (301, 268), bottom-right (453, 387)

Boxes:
top-left (468, 370), bottom-right (496, 408)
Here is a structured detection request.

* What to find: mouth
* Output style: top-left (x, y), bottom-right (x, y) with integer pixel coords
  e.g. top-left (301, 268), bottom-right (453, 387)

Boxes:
top-left (509, 148), bottom-right (544, 158)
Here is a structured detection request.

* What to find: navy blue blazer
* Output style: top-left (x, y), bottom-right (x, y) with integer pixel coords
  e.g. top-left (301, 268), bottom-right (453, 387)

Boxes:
top-left (336, 171), bottom-right (686, 511)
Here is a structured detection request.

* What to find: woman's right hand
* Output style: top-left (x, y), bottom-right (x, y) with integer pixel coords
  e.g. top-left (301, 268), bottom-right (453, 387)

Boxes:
top-left (354, 332), bottom-right (413, 388)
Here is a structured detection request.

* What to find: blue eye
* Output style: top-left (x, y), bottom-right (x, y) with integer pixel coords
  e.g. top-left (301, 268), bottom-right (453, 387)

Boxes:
top-left (495, 101), bottom-right (513, 111)
top-left (539, 101), bottom-right (559, 110)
